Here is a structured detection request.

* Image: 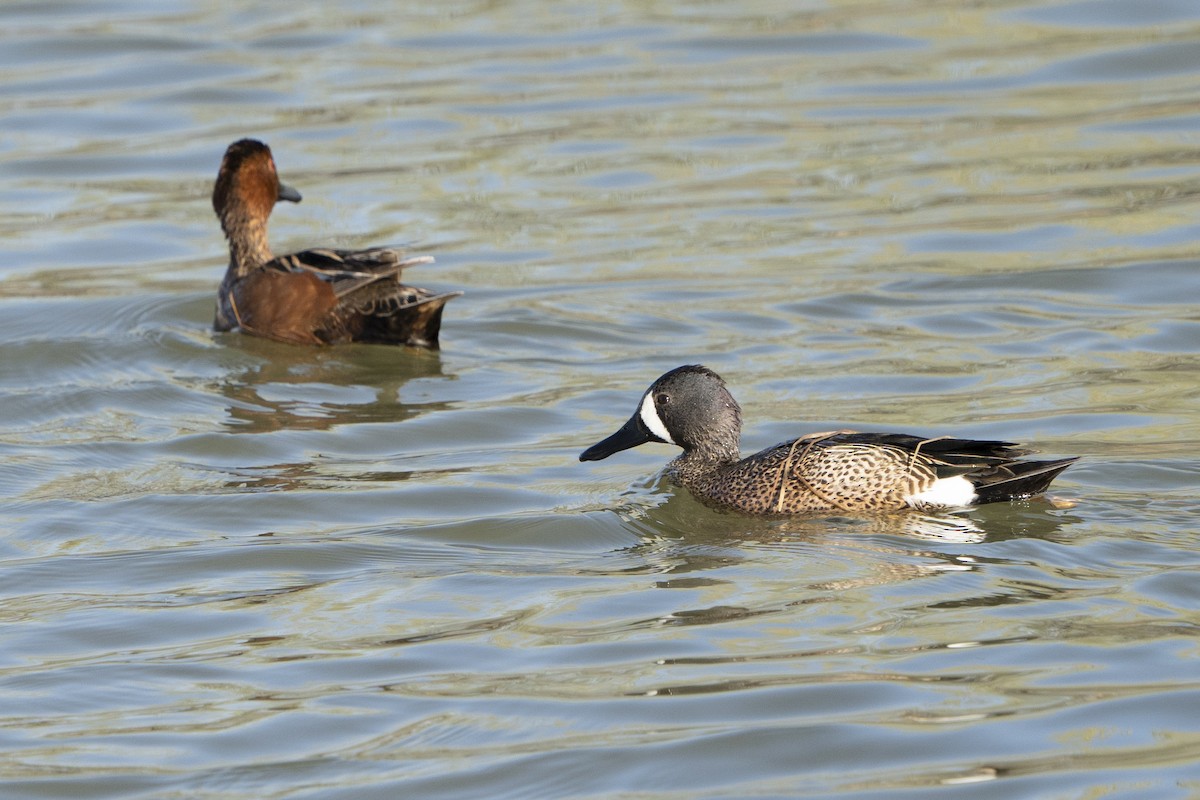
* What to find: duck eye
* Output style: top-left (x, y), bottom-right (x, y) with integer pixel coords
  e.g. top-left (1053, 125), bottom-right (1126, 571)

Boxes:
top-left (655, 392), bottom-right (670, 406)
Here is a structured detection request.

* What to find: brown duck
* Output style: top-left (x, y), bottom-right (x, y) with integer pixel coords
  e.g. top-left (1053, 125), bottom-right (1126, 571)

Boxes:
top-left (580, 365), bottom-right (1077, 515)
top-left (212, 138), bottom-right (459, 347)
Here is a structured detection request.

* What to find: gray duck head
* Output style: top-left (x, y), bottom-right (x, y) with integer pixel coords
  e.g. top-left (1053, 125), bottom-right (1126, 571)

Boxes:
top-left (579, 365), bottom-right (743, 462)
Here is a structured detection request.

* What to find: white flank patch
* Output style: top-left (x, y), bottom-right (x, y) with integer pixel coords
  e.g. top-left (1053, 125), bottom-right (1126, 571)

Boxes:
top-left (638, 392), bottom-right (675, 444)
top-left (905, 476), bottom-right (977, 510)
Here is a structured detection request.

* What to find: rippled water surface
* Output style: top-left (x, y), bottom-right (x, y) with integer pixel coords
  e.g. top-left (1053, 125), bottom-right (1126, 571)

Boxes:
top-left (2, 1), bottom-right (1199, 797)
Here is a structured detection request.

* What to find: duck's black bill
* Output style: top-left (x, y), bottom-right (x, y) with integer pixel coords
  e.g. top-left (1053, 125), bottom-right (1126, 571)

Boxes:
top-left (278, 182), bottom-right (302, 203)
top-left (579, 413), bottom-right (657, 461)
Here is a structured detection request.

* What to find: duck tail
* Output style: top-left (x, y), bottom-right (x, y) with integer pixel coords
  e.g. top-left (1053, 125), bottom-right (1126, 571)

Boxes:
top-left (371, 290), bottom-right (461, 349)
top-left (972, 457), bottom-right (1078, 504)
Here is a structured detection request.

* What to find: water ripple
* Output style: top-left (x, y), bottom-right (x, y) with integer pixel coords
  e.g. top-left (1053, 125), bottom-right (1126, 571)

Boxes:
top-left (0, 0), bottom-right (1198, 797)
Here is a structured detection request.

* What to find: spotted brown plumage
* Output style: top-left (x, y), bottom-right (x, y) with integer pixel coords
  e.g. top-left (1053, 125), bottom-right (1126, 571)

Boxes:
top-left (212, 138), bottom-right (460, 347)
top-left (580, 365), bottom-right (1077, 516)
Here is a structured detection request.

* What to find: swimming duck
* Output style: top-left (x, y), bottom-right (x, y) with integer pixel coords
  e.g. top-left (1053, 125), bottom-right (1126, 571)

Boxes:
top-left (580, 365), bottom-right (1077, 515)
top-left (212, 138), bottom-right (460, 347)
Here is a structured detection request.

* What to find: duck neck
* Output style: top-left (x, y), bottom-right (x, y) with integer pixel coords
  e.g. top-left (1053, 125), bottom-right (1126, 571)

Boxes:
top-left (220, 206), bottom-right (274, 278)
top-left (666, 438), bottom-right (741, 489)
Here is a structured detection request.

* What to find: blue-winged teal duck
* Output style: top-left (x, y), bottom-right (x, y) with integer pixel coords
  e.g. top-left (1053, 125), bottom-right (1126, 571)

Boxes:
top-left (212, 139), bottom-right (460, 347)
top-left (580, 365), bottom-right (1077, 515)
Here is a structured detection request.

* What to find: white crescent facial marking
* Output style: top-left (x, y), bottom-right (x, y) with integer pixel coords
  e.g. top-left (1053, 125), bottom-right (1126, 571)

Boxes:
top-left (905, 476), bottom-right (977, 510)
top-left (638, 391), bottom-right (675, 445)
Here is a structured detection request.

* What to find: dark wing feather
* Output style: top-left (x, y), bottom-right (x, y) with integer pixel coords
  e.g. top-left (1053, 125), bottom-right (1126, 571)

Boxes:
top-left (266, 248), bottom-right (435, 299)
top-left (824, 432), bottom-right (1029, 469)
top-left (340, 283), bottom-right (463, 317)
